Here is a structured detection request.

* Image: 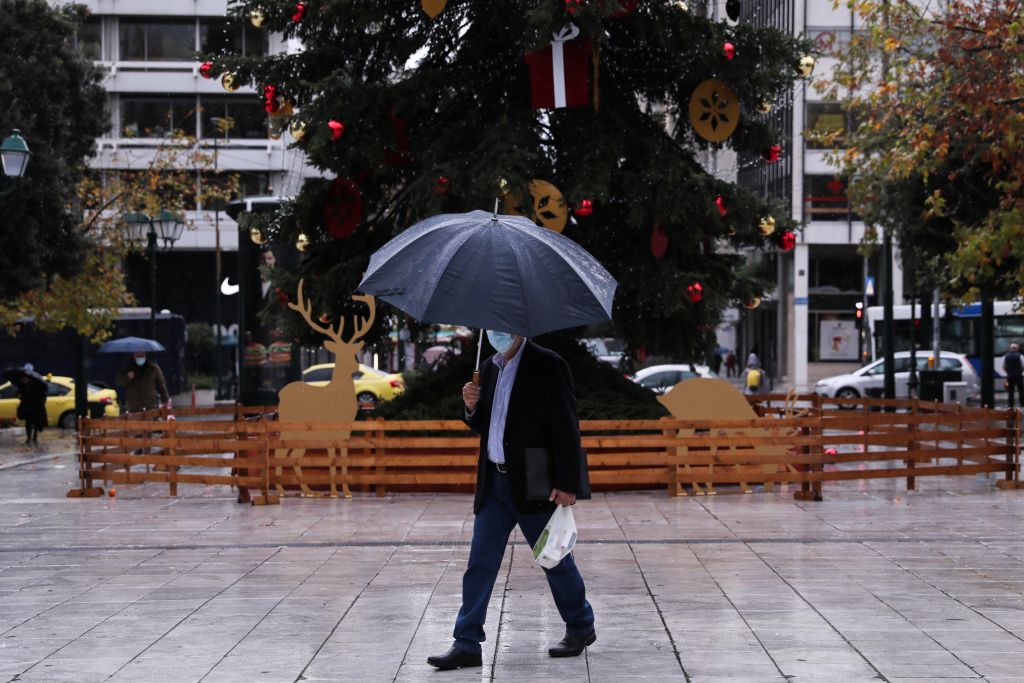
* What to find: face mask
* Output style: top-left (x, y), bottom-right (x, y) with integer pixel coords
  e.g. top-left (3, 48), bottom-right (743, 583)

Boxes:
top-left (134, 357), bottom-right (146, 366)
top-left (487, 330), bottom-right (515, 354)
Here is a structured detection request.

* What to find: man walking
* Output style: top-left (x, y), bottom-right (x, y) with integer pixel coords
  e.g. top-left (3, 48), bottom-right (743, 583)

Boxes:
top-left (427, 331), bottom-right (595, 670)
top-left (116, 351), bottom-right (169, 412)
top-left (1003, 342), bottom-right (1023, 408)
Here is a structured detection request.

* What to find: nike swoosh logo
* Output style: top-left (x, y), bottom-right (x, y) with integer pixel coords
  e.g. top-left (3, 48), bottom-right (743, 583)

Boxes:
top-left (220, 278), bottom-right (240, 295)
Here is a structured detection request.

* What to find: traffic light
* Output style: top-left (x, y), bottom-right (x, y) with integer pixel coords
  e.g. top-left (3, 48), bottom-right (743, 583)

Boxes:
top-left (854, 301), bottom-right (864, 327)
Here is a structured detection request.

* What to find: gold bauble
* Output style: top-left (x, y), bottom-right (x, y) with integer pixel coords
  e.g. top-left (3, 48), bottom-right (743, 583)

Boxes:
top-left (250, 227), bottom-right (265, 245)
top-left (799, 55), bottom-right (816, 78)
top-left (758, 99), bottom-right (774, 114)
top-left (250, 9), bottom-right (266, 28)
top-left (221, 72), bottom-right (240, 93)
top-left (744, 297), bottom-right (762, 310)
top-left (289, 119), bottom-right (307, 141)
top-left (268, 118), bottom-right (285, 140)
top-left (421, 0), bottom-right (448, 18)
top-left (296, 233), bottom-right (311, 252)
top-left (503, 179), bottom-right (568, 233)
top-left (497, 176), bottom-right (511, 196)
top-left (758, 216), bottom-right (777, 236)
top-left (688, 79), bottom-right (740, 142)
top-left (272, 98), bottom-right (295, 118)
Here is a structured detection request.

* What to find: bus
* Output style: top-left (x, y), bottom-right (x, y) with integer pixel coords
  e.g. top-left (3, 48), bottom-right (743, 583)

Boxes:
top-left (0, 309), bottom-right (187, 395)
top-left (865, 301), bottom-right (1024, 376)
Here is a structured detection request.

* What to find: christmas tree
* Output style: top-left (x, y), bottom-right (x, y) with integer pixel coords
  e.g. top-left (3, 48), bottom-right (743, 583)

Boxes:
top-left (209, 0), bottom-right (810, 362)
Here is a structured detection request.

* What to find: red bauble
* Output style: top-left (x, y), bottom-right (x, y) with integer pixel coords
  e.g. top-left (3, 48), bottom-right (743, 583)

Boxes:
top-left (564, 0), bottom-right (583, 15)
top-left (723, 42), bottom-right (736, 60)
top-left (263, 85), bottom-right (279, 113)
top-left (574, 199), bottom-right (593, 217)
top-left (687, 282), bottom-right (703, 304)
top-left (434, 176), bottom-right (450, 195)
top-left (778, 230), bottom-right (797, 251)
top-left (199, 61), bottom-right (214, 79)
top-left (328, 119), bottom-right (346, 141)
top-left (651, 224), bottom-right (669, 259)
top-left (824, 447), bottom-right (838, 455)
top-left (714, 195), bottom-right (728, 217)
top-left (292, 2), bottom-right (307, 22)
top-left (764, 144), bottom-right (782, 163)
top-left (275, 287), bottom-right (289, 305)
top-left (323, 178), bottom-right (363, 239)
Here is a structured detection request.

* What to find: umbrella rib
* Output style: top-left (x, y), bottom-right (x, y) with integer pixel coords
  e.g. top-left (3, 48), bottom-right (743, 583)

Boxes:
top-left (500, 223), bottom-right (532, 336)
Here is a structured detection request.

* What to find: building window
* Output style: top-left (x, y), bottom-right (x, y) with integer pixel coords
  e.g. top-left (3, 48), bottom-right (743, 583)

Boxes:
top-left (200, 97), bottom-right (267, 139)
top-left (121, 95), bottom-right (197, 137)
top-left (200, 19), bottom-right (268, 57)
top-left (119, 18), bottom-right (195, 61)
top-left (804, 175), bottom-right (858, 221)
top-left (73, 16), bottom-right (102, 60)
top-left (805, 101), bottom-right (845, 149)
top-left (806, 27), bottom-right (855, 55)
top-left (237, 172), bottom-right (272, 197)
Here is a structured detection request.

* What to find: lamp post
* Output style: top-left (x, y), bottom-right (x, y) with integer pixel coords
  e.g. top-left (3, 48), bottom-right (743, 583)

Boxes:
top-left (0, 130), bottom-right (31, 196)
top-left (125, 211), bottom-right (185, 339)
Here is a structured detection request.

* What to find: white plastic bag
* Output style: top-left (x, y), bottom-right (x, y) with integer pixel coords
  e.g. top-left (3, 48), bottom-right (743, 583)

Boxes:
top-left (532, 505), bottom-right (578, 569)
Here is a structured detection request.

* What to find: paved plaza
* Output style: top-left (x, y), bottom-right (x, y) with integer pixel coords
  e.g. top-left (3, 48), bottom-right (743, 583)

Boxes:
top-left (0, 432), bottom-right (1023, 682)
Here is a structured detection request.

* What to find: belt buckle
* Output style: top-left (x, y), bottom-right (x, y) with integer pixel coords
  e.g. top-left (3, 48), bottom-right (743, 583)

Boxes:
top-left (494, 461), bottom-right (507, 474)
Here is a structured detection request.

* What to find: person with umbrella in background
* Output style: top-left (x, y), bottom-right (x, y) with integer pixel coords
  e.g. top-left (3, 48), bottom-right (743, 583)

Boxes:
top-left (116, 351), bottom-right (169, 413)
top-left (359, 208), bottom-right (613, 670)
top-left (6, 367), bottom-right (47, 445)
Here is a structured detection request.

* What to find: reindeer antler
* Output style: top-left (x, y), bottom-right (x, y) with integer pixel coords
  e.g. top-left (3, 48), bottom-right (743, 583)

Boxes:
top-left (288, 279), bottom-right (346, 342)
top-left (348, 294), bottom-right (376, 343)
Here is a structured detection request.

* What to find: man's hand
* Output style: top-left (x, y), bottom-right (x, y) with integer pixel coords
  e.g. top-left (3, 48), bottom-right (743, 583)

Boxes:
top-left (549, 488), bottom-right (576, 506)
top-left (462, 382), bottom-right (480, 412)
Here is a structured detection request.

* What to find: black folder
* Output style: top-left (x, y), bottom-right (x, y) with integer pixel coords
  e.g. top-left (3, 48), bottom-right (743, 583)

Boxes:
top-left (524, 447), bottom-right (591, 501)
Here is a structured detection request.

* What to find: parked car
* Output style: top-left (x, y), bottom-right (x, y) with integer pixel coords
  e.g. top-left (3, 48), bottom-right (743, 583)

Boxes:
top-left (0, 375), bottom-right (120, 429)
top-left (813, 351), bottom-right (980, 406)
top-left (302, 363), bottom-right (405, 404)
top-left (583, 337), bottom-right (626, 367)
top-left (631, 363), bottom-right (718, 394)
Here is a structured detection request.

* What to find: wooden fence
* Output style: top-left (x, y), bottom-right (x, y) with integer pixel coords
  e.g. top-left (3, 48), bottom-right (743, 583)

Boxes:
top-left (69, 396), bottom-right (1021, 504)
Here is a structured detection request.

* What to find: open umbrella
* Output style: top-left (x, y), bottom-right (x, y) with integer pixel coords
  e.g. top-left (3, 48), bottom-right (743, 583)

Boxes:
top-left (97, 336), bottom-right (166, 353)
top-left (358, 208), bottom-right (617, 378)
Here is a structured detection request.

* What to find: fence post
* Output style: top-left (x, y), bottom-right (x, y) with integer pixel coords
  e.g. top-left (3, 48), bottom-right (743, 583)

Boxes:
top-left (375, 416), bottom-right (387, 498)
top-left (905, 416), bottom-right (916, 491)
top-left (661, 418), bottom-right (679, 497)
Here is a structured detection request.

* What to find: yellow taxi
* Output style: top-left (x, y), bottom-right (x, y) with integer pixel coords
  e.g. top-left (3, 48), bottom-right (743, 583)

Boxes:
top-left (0, 375), bottom-right (120, 429)
top-left (302, 363), bottom-right (405, 404)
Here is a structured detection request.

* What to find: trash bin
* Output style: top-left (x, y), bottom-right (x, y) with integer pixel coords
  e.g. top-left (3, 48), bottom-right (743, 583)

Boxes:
top-left (943, 381), bottom-right (969, 406)
top-left (919, 369), bottom-right (961, 402)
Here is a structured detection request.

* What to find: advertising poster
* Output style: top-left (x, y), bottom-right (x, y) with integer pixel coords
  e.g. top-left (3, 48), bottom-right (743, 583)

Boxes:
top-left (819, 319), bottom-right (858, 361)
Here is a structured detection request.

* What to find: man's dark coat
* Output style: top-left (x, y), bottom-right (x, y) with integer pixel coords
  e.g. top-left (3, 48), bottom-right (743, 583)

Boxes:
top-left (465, 340), bottom-right (584, 515)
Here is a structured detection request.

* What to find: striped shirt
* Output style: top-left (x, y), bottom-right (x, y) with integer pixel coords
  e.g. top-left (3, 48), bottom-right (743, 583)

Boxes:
top-left (486, 340), bottom-right (526, 465)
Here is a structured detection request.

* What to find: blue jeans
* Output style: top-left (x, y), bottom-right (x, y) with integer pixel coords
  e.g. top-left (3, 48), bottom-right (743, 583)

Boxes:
top-left (453, 466), bottom-right (594, 654)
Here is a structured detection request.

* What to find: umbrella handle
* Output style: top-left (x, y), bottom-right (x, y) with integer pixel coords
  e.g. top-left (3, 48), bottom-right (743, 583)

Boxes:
top-left (472, 370), bottom-right (480, 385)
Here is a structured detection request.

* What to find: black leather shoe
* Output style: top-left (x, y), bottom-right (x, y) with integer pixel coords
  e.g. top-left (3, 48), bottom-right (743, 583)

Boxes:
top-left (548, 629), bottom-right (596, 657)
top-left (427, 646), bottom-right (483, 670)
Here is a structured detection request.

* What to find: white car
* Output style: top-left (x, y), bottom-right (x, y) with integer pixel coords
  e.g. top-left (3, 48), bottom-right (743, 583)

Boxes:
top-left (814, 351), bottom-right (980, 405)
top-left (584, 337), bottom-right (626, 367)
top-left (632, 364), bottom-right (718, 394)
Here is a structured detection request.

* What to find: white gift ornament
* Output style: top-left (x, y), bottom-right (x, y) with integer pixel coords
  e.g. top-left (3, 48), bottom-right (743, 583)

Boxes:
top-left (532, 505), bottom-right (578, 569)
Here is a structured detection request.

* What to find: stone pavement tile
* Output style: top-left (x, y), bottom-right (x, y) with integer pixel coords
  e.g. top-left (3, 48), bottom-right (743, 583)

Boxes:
top-left (956, 650), bottom-right (1024, 678)
top-left (393, 662), bottom-right (493, 682)
top-left (490, 656), bottom-right (591, 680)
top-left (863, 649), bottom-right (979, 679)
top-left (925, 628), bottom-right (1024, 652)
top-left (301, 649), bottom-right (407, 680)
top-left (18, 656), bottom-right (127, 680)
top-left (198, 653), bottom-right (314, 682)
top-left (676, 649), bottom-right (780, 678)
top-left (768, 648), bottom-right (879, 679)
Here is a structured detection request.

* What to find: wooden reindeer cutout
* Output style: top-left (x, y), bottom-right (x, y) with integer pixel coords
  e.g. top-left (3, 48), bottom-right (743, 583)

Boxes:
top-left (657, 378), bottom-right (788, 495)
top-left (277, 279), bottom-right (376, 497)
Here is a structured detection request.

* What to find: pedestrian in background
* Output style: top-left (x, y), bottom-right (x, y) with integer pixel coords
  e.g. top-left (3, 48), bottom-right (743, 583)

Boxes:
top-left (16, 370), bottom-right (47, 445)
top-left (116, 352), bottom-right (170, 413)
top-left (724, 351), bottom-right (736, 377)
top-left (1003, 342), bottom-right (1023, 408)
top-left (710, 352), bottom-right (723, 376)
top-left (743, 359), bottom-right (764, 395)
top-left (746, 346), bottom-right (760, 371)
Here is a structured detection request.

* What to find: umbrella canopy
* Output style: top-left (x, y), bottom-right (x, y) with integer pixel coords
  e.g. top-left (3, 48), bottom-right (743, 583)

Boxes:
top-left (358, 210), bottom-right (617, 338)
top-left (97, 336), bottom-right (166, 353)
top-left (3, 366), bottom-right (27, 383)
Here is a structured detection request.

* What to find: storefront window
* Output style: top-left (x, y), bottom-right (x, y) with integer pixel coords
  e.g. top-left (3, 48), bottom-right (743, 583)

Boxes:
top-left (200, 19), bottom-right (268, 57)
top-left (200, 97), bottom-right (267, 139)
top-left (805, 102), bottom-right (845, 149)
top-left (121, 95), bottom-right (197, 137)
top-left (804, 175), bottom-right (858, 221)
top-left (119, 18), bottom-right (195, 61)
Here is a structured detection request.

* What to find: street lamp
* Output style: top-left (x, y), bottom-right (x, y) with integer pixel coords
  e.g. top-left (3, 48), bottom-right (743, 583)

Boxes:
top-left (0, 130), bottom-right (31, 178)
top-left (124, 210), bottom-right (185, 339)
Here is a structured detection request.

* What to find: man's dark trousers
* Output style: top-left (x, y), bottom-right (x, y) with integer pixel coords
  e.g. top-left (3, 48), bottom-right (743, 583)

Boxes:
top-left (1008, 376), bottom-right (1024, 408)
top-left (453, 467), bottom-right (594, 654)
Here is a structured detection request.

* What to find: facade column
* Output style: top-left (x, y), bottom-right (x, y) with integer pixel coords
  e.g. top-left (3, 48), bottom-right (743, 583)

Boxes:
top-left (794, 243), bottom-right (810, 389)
